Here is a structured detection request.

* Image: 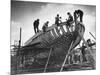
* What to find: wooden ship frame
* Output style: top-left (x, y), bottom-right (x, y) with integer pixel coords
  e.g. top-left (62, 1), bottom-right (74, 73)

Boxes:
top-left (12, 17), bottom-right (95, 74)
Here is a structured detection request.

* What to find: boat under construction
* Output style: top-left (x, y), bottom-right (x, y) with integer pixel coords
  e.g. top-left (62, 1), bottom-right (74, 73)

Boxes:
top-left (11, 19), bottom-right (96, 74)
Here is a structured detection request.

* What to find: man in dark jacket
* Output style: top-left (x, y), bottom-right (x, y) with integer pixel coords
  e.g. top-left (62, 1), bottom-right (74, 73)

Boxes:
top-left (33, 19), bottom-right (39, 33)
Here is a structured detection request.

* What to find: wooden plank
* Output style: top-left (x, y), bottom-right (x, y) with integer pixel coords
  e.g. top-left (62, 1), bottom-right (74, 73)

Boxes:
top-left (25, 31), bottom-right (43, 45)
top-left (46, 24), bottom-right (56, 31)
top-left (43, 33), bottom-right (50, 43)
top-left (40, 31), bottom-right (55, 47)
top-left (40, 34), bottom-right (50, 47)
top-left (42, 32), bottom-right (54, 47)
top-left (46, 31), bottom-right (54, 43)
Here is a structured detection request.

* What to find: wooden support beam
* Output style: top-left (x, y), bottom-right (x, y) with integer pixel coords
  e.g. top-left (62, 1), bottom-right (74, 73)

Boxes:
top-left (44, 47), bottom-right (53, 72)
top-left (60, 41), bottom-right (74, 72)
top-left (41, 35), bottom-right (49, 47)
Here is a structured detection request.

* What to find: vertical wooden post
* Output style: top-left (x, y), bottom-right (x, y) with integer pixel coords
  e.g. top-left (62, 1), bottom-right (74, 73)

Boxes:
top-left (18, 27), bottom-right (22, 51)
top-left (18, 27), bottom-right (22, 66)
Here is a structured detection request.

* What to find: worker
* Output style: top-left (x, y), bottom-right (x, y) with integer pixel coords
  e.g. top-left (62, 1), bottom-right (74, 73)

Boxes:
top-left (81, 43), bottom-right (87, 62)
top-left (68, 53), bottom-right (73, 64)
top-left (87, 39), bottom-right (96, 46)
top-left (42, 21), bottom-right (49, 32)
top-left (87, 39), bottom-right (96, 51)
top-left (55, 14), bottom-right (61, 26)
top-left (74, 48), bottom-right (81, 64)
top-left (33, 19), bottom-right (40, 33)
top-left (66, 12), bottom-right (73, 32)
top-left (66, 12), bottom-right (73, 26)
top-left (74, 9), bottom-right (83, 22)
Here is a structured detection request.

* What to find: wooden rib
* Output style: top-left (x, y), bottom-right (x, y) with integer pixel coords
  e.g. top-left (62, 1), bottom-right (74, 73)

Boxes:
top-left (51, 28), bottom-right (58, 38)
top-left (55, 26), bottom-right (61, 36)
top-left (60, 25), bottom-right (66, 34)
top-left (50, 31), bottom-right (55, 40)
top-left (41, 33), bottom-right (50, 47)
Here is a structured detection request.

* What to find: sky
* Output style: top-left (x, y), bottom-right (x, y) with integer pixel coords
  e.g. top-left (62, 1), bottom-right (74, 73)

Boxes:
top-left (11, 0), bottom-right (96, 45)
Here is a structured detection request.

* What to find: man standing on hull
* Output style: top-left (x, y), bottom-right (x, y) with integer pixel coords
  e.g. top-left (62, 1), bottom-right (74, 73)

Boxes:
top-left (33, 19), bottom-right (40, 33)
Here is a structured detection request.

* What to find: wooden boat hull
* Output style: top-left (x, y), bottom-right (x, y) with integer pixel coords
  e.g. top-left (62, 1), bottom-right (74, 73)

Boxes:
top-left (34, 22), bottom-right (85, 65)
top-left (20, 22), bottom-right (85, 66)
